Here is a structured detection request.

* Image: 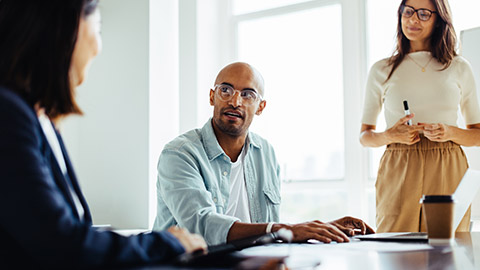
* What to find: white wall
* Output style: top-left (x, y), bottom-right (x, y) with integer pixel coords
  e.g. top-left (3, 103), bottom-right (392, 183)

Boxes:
top-left (61, 0), bottom-right (224, 230)
top-left (62, 0), bottom-right (179, 229)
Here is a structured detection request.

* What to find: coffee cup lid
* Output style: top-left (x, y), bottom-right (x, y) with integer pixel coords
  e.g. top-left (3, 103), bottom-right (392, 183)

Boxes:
top-left (419, 195), bottom-right (455, 203)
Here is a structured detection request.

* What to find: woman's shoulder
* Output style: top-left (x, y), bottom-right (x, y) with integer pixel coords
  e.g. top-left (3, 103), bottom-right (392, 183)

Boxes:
top-left (0, 86), bottom-right (37, 123)
top-left (449, 55), bottom-right (474, 74)
top-left (1, 86), bottom-right (27, 110)
top-left (367, 57), bottom-right (391, 80)
top-left (370, 57), bottom-right (391, 70)
top-left (452, 55), bottom-right (472, 67)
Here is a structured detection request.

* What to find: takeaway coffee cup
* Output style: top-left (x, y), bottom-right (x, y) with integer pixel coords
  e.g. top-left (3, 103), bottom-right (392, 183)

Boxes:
top-left (420, 195), bottom-right (455, 245)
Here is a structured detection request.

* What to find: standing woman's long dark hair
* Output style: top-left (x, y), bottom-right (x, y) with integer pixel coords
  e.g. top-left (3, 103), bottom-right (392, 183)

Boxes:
top-left (387, 0), bottom-right (457, 80)
top-left (0, 0), bottom-right (99, 120)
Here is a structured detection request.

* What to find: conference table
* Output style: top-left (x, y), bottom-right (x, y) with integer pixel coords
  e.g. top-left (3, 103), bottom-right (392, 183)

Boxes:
top-left (131, 232), bottom-right (480, 270)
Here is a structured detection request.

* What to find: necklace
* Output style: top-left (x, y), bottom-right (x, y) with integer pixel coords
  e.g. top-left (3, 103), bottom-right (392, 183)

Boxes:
top-left (408, 55), bottom-right (433, 72)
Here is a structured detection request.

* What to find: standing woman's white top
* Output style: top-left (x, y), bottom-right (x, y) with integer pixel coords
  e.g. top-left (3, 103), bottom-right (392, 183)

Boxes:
top-left (362, 51), bottom-right (480, 129)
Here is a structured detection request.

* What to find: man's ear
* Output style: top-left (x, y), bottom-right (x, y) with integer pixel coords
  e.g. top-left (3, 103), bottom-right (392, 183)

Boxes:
top-left (209, 89), bottom-right (215, 106)
top-left (255, 100), bottom-right (266, 115)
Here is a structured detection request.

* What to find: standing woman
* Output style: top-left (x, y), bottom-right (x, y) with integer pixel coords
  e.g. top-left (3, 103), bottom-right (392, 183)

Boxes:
top-left (360, 0), bottom-right (480, 233)
top-left (0, 0), bottom-right (205, 268)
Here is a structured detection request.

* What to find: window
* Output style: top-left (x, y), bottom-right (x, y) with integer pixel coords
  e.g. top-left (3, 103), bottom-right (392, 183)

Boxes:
top-left (231, 0), bottom-right (368, 224)
top-left (238, 5), bottom-right (344, 181)
top-left (365, 0), bottom-right (397, 180)
top-left (233, 0), bottom-right (313, 15)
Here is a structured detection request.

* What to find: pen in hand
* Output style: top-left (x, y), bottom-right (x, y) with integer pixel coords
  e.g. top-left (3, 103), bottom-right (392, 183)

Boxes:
top-left (403, 100), bottom-right (412, 126)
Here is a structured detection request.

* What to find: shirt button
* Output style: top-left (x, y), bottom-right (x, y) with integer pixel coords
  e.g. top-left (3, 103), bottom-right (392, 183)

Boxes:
top-left (224, 157), bottom-right (228, 161)
top-left (223, 198), bottom-right (227, 203)
top-left (223, 171), bottom-right (228, 176)
top-left (213, 197), bottom-right (218, 203)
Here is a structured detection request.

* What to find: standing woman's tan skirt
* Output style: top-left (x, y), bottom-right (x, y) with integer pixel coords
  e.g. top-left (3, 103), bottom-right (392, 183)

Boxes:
top-left (376, 136), bottom-right (471, 233)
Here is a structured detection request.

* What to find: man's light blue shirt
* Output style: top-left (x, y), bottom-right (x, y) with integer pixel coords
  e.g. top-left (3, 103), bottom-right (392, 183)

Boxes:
top-left (153, 119), bottom-right (281, 245)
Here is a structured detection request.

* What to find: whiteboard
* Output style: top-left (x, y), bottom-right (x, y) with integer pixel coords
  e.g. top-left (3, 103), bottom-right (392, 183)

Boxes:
top-left (461, 27), bottom-right (480, 107)
top-left (460, 27), bottom-right (480, 171)
top-left (460, 27), bottom-right (480, 221)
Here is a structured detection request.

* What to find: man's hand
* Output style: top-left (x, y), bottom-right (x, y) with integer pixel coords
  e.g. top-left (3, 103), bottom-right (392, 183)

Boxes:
top-left (329, 216), bottom-right (375, 236)
top-left (167, 226), bottom-right (207, 253)
top-left (274, 217), bottom-right (375, 244)
top-left (277, 220), bottom-right (351, 243)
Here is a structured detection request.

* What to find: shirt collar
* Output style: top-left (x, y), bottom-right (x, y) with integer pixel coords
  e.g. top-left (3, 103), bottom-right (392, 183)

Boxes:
top-left (201, 118), bottom-right (261, 161)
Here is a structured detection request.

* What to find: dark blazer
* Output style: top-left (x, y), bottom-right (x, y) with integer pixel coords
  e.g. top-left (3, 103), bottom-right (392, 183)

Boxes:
top-left (0, 86), bottom-right (184, 269)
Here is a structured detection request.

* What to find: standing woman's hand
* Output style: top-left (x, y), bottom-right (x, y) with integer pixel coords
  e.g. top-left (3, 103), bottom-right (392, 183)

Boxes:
top-left (420, 123), bottom-right (453, 142)
top-left (385, 114), bottom-right (423, 145)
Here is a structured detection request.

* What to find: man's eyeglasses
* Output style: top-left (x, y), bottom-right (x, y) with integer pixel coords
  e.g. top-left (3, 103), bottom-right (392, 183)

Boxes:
top-left (214, 84), bottom-right (262, 105)
top-left (401, 5), bottom-right (437, 21)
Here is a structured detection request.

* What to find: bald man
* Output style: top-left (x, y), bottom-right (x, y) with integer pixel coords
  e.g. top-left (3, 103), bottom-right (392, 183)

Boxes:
top-left (153, 62), bottom-right (374, 245)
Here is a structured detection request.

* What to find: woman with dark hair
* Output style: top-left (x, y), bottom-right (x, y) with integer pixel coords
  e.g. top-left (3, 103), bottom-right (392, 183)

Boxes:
top-left (0, 0), bottom-right (206, 268)
top-left (360, 0), bottom-right (480, 233)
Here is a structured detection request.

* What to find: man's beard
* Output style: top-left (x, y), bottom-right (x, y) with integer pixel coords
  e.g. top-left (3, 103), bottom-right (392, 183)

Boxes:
top-left (213, 117), bottom-right (245, 137)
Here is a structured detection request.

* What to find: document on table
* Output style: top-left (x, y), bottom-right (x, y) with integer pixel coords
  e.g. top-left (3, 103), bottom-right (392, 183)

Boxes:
top-left (343, 241), bottom-right (434, 252)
